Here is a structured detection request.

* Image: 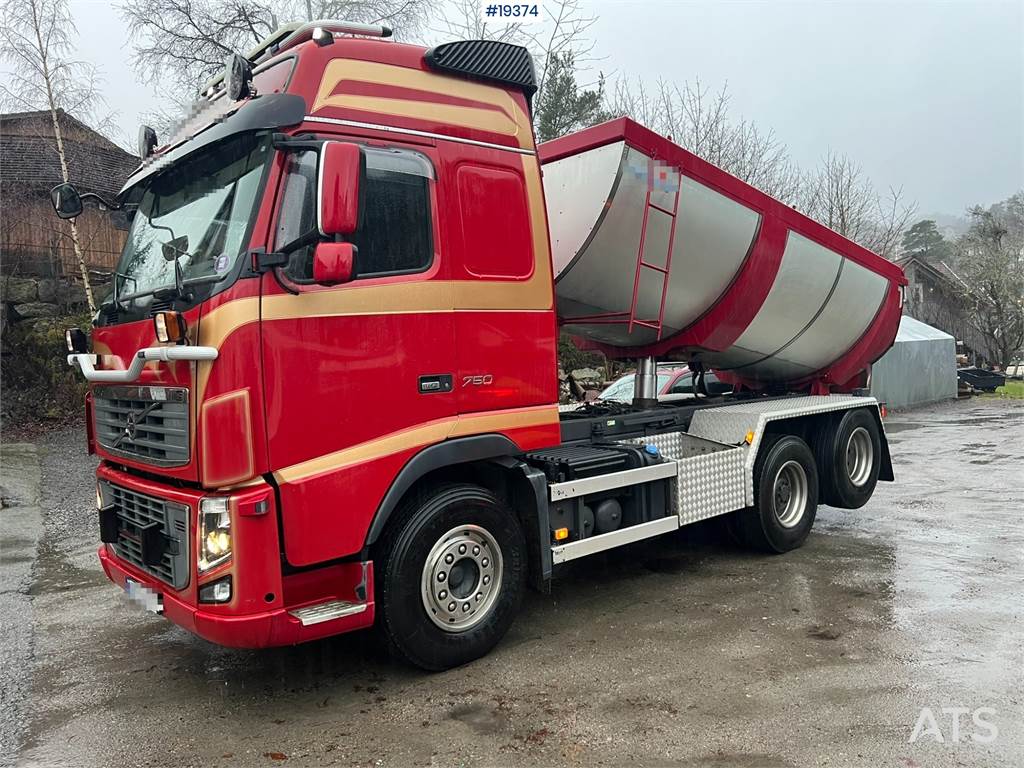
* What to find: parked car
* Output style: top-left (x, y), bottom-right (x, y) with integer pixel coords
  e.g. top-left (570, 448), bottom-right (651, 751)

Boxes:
top-left (598, 366), bottom-right (732, 402)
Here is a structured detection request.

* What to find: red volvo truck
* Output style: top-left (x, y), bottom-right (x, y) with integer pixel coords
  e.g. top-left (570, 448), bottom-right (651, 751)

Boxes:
top-left (52, 21), bottom-right (906, 670)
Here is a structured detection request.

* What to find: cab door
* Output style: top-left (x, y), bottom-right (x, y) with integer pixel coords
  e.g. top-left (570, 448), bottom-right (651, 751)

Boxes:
top-left (261, 139), bottom-right (456, 566)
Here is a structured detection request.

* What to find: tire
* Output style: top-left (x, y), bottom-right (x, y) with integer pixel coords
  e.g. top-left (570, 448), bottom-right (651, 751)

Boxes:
top-left (815, 408), bottom-right (881, 509)
top-left (736, 434), bottom-right (819, 553)
top-left (376, 483), bottom-right (526, 671)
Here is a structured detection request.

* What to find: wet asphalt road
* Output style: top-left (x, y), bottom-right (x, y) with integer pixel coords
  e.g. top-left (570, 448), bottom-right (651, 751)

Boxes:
top-left (2, 398), bottom-right (1022, 767)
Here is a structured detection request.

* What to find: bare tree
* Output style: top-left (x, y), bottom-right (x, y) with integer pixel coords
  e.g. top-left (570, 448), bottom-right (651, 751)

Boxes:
top-left (607, 78), bottom-right (803, 205)
top-left (435, 0), bottom-right (604, 142)
top-left (0, 0), bottom-right (109, 312)
top-left (122, 0), bottom-right (439, 96)
top-left (798, 152), bottom-right (915, 258)
top-left (955, 193), bottom-right (1024, 368)
top-left (434, 0), bottom-right (531, 45)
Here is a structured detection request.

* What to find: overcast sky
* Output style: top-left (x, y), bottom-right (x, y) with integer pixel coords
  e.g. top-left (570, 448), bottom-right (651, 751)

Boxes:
top-left (50, 0), bottom-right (1024, 215)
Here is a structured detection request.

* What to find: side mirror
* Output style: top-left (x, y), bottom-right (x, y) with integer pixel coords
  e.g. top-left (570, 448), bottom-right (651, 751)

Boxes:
top-left (313, 242), bottom-right (356, 286)
top-left (318, 142), bottom-right (363, 236)
top-left (50, 183), bottom-right (83, 219)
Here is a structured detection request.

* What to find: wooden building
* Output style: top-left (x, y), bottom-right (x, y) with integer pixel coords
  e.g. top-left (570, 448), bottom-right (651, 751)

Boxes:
top-left (0, 109), bottom-right (138, 278)
top-left (895, 255), bottom-right (992, 365)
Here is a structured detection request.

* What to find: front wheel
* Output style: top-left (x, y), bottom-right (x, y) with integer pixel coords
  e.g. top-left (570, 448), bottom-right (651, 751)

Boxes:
top-left (735, 434), bottom-right (820, 553)
top-left (377, 483), bottom-right (526, 671)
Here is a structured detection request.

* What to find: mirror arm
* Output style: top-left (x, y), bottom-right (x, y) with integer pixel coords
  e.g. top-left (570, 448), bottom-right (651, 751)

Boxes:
top-left (277, 227), bottom-right (322, 255)
top-left (80, 191), bottom-right (122, 211)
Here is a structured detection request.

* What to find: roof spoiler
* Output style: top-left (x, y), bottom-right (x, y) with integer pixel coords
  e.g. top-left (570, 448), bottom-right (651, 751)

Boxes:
top-left (424, 40), bottom-right (537, 110)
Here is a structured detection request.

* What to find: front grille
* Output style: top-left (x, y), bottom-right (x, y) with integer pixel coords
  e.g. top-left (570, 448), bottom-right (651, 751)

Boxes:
top-left (103, 482), bottom-right (190, 589)
top-left (93, 385), bottom-right (189, 467)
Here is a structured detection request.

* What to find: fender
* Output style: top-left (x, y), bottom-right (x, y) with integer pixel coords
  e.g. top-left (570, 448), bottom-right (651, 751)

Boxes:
top-left (364, 433), bottom-right (520, 547)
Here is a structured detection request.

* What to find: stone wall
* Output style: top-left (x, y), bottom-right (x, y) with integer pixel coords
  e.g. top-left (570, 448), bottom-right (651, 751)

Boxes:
top-left (1, 275), bottom-right (89, 336)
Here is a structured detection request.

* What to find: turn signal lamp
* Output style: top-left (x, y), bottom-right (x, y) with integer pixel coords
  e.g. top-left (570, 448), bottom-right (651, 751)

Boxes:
top-left (554, 527), bottom-right (569, 541)
top-left (744, 430), bottom-right (755, 444)
top-left (153, 311), bottom-right (187, 343)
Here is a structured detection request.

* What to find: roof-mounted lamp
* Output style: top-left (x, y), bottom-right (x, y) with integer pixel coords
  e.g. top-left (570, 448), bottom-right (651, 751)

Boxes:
top-left (224, 53), bottom-right (253, 101)
top-left (138, 125), bottom-right (158, 159)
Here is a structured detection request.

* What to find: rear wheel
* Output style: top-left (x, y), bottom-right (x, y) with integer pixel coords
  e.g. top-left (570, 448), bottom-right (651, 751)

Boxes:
top-left (377, 483), bottom-right (526, 671)
top-left (736, 435), bottom-right (819, 553)
top-left (815, 408), bottom-right (881, 509)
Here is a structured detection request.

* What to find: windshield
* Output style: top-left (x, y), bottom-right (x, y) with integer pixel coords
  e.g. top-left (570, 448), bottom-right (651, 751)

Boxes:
top-left (107, 133), bottom-right (270, 316)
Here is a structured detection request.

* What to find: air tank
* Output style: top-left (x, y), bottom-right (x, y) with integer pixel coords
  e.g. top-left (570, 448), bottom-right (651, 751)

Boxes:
top-left (539, 118), bottom-right (907, 390)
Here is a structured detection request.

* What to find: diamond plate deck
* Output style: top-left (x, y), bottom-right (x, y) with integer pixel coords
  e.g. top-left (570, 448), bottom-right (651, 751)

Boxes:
top-left (625, 432), bottom-right (747, 524)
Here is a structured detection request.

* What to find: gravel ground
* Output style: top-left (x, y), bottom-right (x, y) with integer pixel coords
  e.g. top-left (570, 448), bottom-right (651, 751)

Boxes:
top-left (3, 398), bottom-right (1023, 767)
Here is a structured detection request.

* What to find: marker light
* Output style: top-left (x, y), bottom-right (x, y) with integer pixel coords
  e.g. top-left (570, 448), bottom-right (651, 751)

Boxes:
top-left (554, 527), bottom-right (569, 541)
top-left (153, 311), bottom-right (187, 344)
top-left (311, 26), bottom-right (334, 46)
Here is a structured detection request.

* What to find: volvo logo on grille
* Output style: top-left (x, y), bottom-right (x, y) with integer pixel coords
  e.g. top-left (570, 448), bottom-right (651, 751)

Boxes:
top-left (112, 402), bottom-right (159, 448)
top-left (124, 411), bottom-right (139, 441)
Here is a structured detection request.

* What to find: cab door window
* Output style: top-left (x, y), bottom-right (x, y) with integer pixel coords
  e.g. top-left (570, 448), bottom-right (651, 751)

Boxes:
top-left (275, 145), bottom-right (434, 283)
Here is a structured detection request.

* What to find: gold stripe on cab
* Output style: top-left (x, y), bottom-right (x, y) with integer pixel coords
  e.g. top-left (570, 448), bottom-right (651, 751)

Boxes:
top-left (274, 404), bottom-right (560, 485)
top-left (311, 59), bottom-right (535, 150)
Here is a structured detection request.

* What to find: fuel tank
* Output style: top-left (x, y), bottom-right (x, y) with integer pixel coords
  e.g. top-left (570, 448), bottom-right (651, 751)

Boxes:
top-left (539, 118), bottom-right (907, 389)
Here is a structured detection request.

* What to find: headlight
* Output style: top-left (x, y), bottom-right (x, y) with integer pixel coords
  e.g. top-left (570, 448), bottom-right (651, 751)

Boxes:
top-left (199, 497), bottom-right (232, 572)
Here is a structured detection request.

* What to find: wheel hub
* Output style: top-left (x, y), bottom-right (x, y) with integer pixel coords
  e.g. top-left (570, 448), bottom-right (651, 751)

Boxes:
top-left (772, 460), bottom-right (808, 528)
top-left (845, 427), bottom-right (873, 487)
top-left (421, 525), bottom-right (502, 632)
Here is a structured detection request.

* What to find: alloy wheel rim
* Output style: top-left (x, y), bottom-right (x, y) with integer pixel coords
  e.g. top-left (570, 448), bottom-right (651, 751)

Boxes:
top-left (421, 524), bottom-right (503, 632)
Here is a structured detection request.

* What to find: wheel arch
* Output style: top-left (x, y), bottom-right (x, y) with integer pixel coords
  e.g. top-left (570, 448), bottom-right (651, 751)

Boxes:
top-left (762, 405), bottom-right (893, 481)
top-left (364, 435), bottom-right (552, 588)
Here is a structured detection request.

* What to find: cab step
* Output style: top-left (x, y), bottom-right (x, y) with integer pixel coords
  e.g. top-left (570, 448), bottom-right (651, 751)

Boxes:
top-left (288, 599), bottom-right (367, 626)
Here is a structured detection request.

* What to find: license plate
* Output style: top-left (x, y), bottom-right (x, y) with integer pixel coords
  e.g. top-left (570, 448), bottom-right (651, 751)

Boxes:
top-left (124, 577), bottom-right (164, 614)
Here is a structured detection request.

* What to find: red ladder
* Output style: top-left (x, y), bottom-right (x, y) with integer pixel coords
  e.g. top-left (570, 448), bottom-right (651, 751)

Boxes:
top-left (560, 157), bottom-right (683, 341)
top-left (627, 157), bottom-right (682, 340)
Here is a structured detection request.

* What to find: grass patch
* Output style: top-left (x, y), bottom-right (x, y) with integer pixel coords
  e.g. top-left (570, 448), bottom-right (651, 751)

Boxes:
top-left (990, 380), bottom-right (1024, 399)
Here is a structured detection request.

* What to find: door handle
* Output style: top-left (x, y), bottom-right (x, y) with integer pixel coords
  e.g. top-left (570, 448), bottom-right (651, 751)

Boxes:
top-left (418, 374), bottom-right (453, 394)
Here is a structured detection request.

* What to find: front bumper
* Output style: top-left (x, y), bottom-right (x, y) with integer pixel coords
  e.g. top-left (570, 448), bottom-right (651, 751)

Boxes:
top-left (98, 547), bottom-right (374, 647)
top-left (95, 462), bottom-right (375, 648)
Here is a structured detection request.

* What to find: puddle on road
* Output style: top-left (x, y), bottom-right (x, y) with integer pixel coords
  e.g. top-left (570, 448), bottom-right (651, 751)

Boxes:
top-left (884, 422), bottom-right (924, 434)
top-left (448, 701), bottom-right (511, 735)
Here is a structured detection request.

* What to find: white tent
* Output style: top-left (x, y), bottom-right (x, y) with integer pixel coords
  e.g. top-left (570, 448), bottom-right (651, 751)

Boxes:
top-left (871, 315), bottom-right (956, 409)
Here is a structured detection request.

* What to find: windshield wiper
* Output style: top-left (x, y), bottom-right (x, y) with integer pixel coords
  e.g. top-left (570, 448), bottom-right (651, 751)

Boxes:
top-left (116, 273), bottom-right (224, 304)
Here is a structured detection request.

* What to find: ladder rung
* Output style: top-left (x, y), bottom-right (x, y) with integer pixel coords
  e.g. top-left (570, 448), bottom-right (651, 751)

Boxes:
top-left (639, 262), bottom-right (669, 274)
top-left (648, 202), bottom-right (677, 216)
top-left (631, 320), bottom-right (661, 330)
